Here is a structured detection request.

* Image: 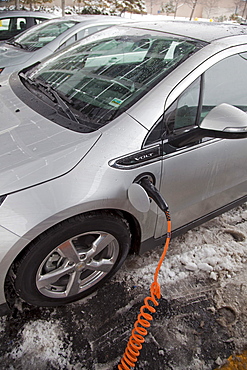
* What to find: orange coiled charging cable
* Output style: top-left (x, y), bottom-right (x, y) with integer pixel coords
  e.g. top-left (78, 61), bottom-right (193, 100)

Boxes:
top-left (118, 209), bottom-right (172, 370)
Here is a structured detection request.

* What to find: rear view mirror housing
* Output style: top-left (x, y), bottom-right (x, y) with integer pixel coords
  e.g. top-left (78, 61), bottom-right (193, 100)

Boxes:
top-left (168, 103), bottom-right (247, 148)
top-left (200, 103), bottom-right (247, 137)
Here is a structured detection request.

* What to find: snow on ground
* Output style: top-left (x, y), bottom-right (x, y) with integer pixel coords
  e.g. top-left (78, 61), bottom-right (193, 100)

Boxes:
top-left (0, 316), bottom-right (84, 369)
top-left (9, 320), bottom-right (73, 369)
top-left (116, 203), bottom-right (247, 293)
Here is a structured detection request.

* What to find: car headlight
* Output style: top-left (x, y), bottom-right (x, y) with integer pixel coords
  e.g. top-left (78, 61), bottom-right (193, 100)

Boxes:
top-left (0, 68), bottom-right (4, 74)
top-left (0, 195), bottom-right (7, 206)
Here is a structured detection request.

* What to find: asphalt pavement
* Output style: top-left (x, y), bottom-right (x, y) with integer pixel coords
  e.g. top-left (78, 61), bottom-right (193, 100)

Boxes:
top-left (0, 267), bottom-right (246, 370)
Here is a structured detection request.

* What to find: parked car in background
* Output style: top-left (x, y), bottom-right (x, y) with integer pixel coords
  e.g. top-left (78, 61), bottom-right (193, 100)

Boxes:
top-left (0, 10), bottom-right (57, 41)
top-left (0, 15), bottom-right (131, 75)
top-left (0, 21), bottom-right (246, 314)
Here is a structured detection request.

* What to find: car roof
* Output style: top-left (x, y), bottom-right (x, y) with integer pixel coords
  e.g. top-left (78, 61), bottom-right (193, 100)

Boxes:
top-left (0, 10), bottom-right (57, 19)
top-left (120, 20), bottom-right (247, 43)
top-left (39, 14), bottom-right (132, 24)
top-left (19, 15), bottom-right (133, 34)
top-left (13, 15), bottom-right (133, 38)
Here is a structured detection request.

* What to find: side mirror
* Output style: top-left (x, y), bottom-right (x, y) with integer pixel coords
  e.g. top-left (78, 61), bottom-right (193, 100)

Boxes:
top-left (200, 103), bottom-right (247, 138)
top-left (168, 103), bottom-right (247, 148)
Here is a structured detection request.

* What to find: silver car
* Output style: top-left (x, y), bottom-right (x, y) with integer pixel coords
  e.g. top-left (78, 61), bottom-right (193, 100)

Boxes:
top-left (0, 21), bottom-right (247, 314)
top-left (0, 15), bottom-right (131, 75)
top-left (0, 10), bottom-right (57, 41)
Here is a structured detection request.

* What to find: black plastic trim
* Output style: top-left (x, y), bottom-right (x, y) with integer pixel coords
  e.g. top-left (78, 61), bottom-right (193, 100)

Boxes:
top-left (138, 194), bottom-right (247, 255)
top-left (0, 303), bottom-right (11, 316)
top-left (109, 144), bottom-right (162, 169)
top-left (0, 195), bottom-right (7, 206)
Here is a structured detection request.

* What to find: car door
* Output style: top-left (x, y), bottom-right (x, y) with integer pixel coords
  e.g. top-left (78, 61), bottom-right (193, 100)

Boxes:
top-left (154, 50), bottom-right (247, 238)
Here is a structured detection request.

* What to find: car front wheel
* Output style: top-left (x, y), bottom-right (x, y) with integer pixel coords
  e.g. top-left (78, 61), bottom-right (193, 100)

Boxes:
top-left (12, 211), bottom-right (131, 307)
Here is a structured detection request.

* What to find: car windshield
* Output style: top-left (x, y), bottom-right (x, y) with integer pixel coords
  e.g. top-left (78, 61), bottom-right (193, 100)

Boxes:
top-left (9, 20), bottom-right (78, 51)
top-left (25, 26), bottom-right (203, 131)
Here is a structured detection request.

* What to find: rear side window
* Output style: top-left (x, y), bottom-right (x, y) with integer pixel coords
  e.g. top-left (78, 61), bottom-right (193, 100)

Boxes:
top-left (34, 17), bottom-right (48, 25)
top-left (0, 18), bottom-right (10, 31)
top-left (58, 25), bottom-right (111, 51)
top-left (16, 17), bottom-right (27, 31)
top-left (0, 17), bottom-right (26, 40)
top-left (78, 24), bottom-right (110, 38)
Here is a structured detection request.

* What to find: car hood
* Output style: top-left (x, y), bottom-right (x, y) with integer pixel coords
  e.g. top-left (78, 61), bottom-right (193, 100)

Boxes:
top-left (0, 82), bottom-right (101, 195)
top-left (0, 44), bottom-right (33, 67)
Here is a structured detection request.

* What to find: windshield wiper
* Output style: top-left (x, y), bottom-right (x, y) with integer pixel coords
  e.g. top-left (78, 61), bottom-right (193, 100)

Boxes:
top-left (20, 73), bottom-right (79, 123)
top-left (46, 85), bottom-right (79, 123)
top-left (7, 40), bottom-right (28, 50)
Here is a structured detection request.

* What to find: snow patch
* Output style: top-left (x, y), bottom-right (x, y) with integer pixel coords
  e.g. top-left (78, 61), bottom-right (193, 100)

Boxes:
top-left (116, 205), bottom-right (247, 291)
top-left (9, 319), bottom-right (74, 368)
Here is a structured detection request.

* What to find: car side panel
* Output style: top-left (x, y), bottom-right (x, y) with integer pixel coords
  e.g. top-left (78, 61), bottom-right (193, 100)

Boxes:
top-left (155, 138), bottom-right (247, 237)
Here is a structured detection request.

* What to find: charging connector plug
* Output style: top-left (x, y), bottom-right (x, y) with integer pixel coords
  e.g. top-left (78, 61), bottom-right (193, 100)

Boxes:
top-left (138, 177), bottom-right (169, 214)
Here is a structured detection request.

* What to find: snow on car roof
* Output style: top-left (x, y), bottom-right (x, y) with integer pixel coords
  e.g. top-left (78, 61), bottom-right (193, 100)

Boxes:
top-left (120, 20), bottom-right (247, 43)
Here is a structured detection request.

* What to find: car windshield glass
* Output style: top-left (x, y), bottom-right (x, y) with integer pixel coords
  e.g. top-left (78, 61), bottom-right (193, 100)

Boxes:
top-left (11, 20), bottom-right (78, 51)
top-left (25, 26), bottom-right (203, 131)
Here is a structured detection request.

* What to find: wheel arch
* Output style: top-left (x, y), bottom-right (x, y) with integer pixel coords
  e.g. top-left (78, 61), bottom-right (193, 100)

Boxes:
top-left (4, 208), bottom-right (142, 307)
top-left (4, 207), bottom-right (142, 306)
top-left (18, 207), bottom-right (141, 259)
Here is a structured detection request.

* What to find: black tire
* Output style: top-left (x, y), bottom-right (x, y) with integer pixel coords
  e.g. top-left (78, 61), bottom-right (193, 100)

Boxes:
top-left (13, 211), bottom-right (131, 307)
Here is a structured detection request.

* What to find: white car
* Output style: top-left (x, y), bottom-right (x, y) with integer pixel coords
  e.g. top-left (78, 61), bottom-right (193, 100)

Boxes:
top-left (0, 15), bottom-right (131, 75)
